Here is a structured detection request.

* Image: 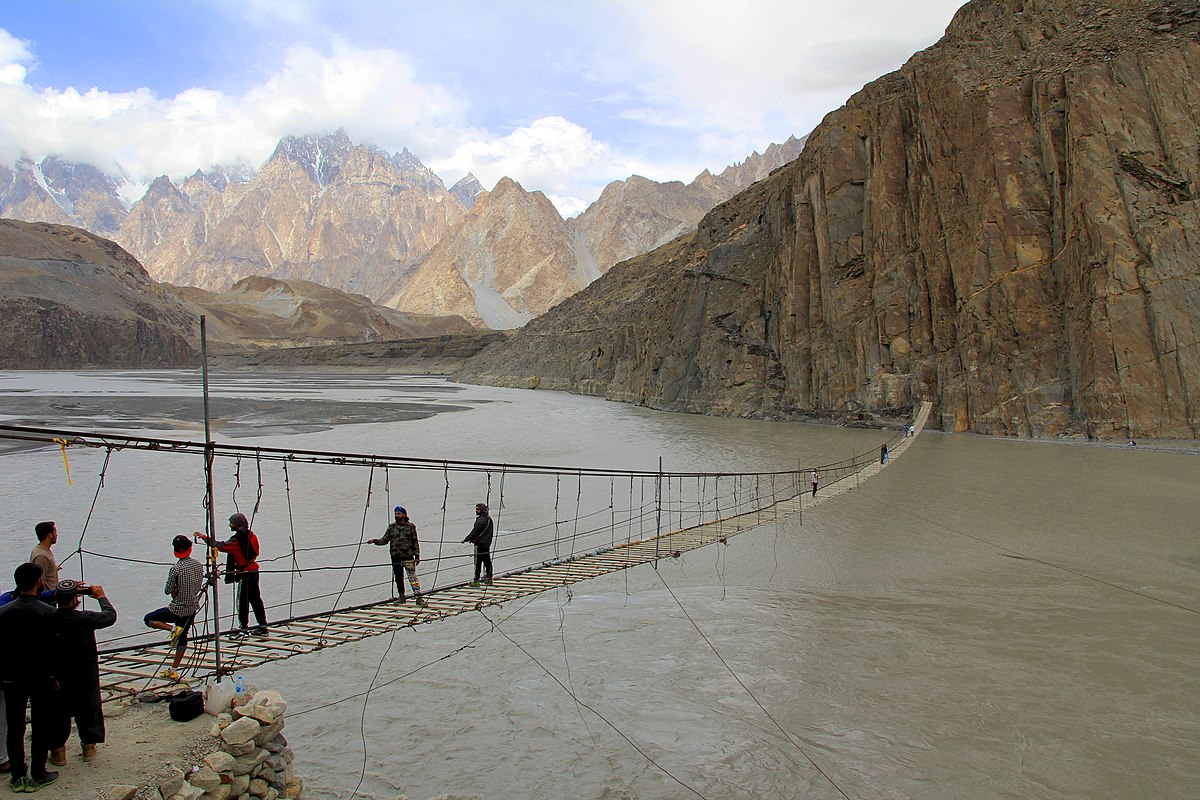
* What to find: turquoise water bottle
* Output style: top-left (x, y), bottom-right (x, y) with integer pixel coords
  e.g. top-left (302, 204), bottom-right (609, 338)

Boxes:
top-left (234, 675), bottom-right (246, 706)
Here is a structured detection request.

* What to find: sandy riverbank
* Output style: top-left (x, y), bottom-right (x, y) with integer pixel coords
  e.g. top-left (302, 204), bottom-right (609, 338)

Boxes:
top-left (22, 698), bottom-right (215, 799)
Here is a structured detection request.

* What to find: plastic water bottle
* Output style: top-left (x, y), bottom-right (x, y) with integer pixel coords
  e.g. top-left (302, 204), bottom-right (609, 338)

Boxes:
top-left (234, 675), bottom-right (246, 707)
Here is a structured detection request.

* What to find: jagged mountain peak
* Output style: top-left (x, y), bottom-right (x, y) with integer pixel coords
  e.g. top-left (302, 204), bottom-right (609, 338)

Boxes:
top-left (449, 173), bottom-right (484, 209)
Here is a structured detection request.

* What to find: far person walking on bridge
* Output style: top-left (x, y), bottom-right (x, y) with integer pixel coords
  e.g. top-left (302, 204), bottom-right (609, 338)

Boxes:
top-left (880, 444), bottom-right (889, 464)
top-left (369, 506), bottom-right (426, 605)
top-left (811, 470), bottom-right (820, 497)
top-left (144, 535), bottom-right (205, 681)
top-left (463, 503), bottom-right (494, 586)
top-left (200, 513), bottom-right (267, 638)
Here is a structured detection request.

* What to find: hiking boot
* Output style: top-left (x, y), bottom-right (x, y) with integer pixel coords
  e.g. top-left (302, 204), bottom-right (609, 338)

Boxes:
top-left (48, 749), bottom-right (65, 767)
top-left (30, 771), bottom-right (58, 789)
top-left (168, 624), bottom-right (184, 646)
top-left (81, 744), bottom-right (97, 762)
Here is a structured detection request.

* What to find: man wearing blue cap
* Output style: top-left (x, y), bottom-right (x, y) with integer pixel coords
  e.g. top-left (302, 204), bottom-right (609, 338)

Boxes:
top-left (369, 507), bottom-right (426, 605)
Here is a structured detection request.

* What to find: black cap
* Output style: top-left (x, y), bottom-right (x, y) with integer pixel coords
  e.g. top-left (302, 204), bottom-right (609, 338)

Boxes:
top-left (173, 534), bottom-right (193, 554)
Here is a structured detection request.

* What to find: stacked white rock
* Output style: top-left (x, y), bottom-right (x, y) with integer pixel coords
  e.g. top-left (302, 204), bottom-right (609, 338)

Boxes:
top-left (161, 687), bottom-right (304, 800)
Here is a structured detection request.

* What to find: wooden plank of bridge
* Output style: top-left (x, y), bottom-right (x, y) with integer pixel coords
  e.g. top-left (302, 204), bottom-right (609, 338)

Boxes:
top-left (98, 403), bottom-right (932, 691)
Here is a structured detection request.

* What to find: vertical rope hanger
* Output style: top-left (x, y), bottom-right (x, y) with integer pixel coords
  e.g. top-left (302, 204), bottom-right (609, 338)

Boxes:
top-left (282, 460), bottom-right (302, 618)
top-left (66, 446), bottom-right (113, 584)
top-left (433, 462), bottom-right (449, 590)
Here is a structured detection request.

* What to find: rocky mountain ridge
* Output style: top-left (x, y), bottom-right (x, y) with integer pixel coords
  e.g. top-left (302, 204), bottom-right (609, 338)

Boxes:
top-left (458, 0), bottom-right (1200, 439)
top-left (1, 131), bottom-right (804, 328)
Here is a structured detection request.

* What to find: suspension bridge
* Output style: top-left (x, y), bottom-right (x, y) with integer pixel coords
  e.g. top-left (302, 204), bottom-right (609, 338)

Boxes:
top-left (0, 401), bottom-right (930, 698)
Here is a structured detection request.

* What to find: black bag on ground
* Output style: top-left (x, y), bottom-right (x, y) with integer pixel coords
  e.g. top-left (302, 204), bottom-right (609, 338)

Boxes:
top-left (169, 690), bottom-right (205, 722)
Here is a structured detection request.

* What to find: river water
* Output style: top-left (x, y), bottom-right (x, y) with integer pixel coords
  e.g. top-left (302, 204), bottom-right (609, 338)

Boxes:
top-left (0, 371), bottom-right (1196, 800)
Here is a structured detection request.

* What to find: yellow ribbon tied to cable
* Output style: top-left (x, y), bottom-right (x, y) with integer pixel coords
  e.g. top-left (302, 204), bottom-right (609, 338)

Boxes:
top-left (53, 438), bottom-right (73, 485)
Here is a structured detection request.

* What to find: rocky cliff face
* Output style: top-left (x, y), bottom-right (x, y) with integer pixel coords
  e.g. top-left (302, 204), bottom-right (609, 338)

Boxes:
top-left (386, 178), bottom-right (597, 328)
top-left (114, 131), bottom-right (467, 301)
top-left (568, 136), bottom-right (805, 275)
top-left (0, 219), bottom-right (199, 368)
top-left (459, 0), bottom-right (1200, 439)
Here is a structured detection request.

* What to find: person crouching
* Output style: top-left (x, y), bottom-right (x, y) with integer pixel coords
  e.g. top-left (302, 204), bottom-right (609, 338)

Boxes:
top-left (144, 535), bottom-right (204, 682)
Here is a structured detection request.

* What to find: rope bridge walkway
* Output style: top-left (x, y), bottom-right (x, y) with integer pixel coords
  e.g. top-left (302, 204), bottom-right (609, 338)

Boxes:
top-left (0, 402), bottom-right (931, 698)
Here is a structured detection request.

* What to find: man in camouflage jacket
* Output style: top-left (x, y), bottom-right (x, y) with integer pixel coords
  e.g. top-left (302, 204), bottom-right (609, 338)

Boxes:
top-left (369, 506), bottom-right (425, 605)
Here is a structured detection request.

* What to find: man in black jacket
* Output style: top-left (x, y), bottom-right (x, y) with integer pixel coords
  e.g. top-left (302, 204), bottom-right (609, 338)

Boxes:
top-left (50, 580), bottom-right (116, 766)
top-left (462, 503), bottom-right (495, 586)
top-left (0, 563), bottom-right (60, 791)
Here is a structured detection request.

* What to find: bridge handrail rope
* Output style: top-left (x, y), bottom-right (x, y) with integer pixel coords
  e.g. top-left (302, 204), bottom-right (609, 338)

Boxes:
top-left (0, 405), bottom-right (934, 681)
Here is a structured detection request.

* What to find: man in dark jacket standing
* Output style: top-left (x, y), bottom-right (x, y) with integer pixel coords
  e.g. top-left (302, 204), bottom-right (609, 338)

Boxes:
top-left (50, 580), bottom-right (116, 766)
top-left (0, 563), bottom-right (60, 792)
top-left (369, 506), bottom-right (426, 605)
top-left (462, 503), bottom-right (495, 586)
top-left (200, 513), bottom-right (266, 637)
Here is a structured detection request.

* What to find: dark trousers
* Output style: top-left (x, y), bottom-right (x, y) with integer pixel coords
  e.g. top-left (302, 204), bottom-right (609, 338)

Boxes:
top-left (390, 557), bottom-right (422, 597)
top-left (473, 547), bottom-right (493, 581)
top-left (811, 482), bottom-right (818, 497)
top-left (236, 572), bottom-right (267, 628)
top-left (3, 680), bottom-right (53, 779)
top-left (51, 673), bottom-right (104, 747)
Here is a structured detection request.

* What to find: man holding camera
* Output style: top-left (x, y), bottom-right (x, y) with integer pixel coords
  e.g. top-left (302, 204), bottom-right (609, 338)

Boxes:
top-left (50, 580), bottom-right (116, 766)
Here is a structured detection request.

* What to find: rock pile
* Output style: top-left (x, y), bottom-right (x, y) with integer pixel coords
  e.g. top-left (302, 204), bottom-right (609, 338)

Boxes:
top-left (158, 688), bottom-right (304, 800)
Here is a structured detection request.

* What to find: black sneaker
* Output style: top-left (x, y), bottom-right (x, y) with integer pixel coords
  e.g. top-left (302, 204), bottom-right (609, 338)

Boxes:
top-left (250, 626), bottom-right (269, 637)
top-left (228, 629), bottom-right (249, 640)
top-left (31, 771), bottom-right (58, 789)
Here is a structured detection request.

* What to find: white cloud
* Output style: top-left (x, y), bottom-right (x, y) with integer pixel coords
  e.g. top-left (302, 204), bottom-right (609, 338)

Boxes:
top-left (431, 116), bottom-right (614, 212)
top-left (587, 0), bottom-right (964, 166)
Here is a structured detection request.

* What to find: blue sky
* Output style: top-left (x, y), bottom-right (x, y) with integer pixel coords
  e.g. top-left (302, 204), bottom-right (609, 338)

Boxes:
top-left (0, 0), bottom-right (966, 214)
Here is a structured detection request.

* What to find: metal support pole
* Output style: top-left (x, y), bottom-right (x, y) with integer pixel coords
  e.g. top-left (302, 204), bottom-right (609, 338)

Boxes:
top-left (201, 316), bottom-right (223, 681)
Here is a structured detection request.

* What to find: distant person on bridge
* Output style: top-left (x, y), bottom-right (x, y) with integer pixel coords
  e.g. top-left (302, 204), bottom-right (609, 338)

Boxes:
top-left (369, 506), bottom-right (426, 606)
top-left (30, 522), bottom-right (60, 595)
top-left (144, 535), bottom-right (205, 681)
top-left (463, 503), bottom-right (495, 586)
top-left (200, 513), bottom-right (267, 638)
top-left (50, 580), bottom-right (116, 766)
top-left (881, 444), bottom-right (889, 464)
top-left (811, 470), bottom-right (820, 497)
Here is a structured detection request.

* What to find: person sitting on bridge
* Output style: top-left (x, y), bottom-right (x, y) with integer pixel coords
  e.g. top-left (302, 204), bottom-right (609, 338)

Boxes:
top-left (369, 506), bottom-right (426, 606)
top-left (199, 513), bottom-right (267, 638)
top-left (0, 563), bottom-right (60, 791)
top-left (144, 535), bottom-right (205, 681)
top-left (462, 503), bottom-right (495, 586)
top-left (50, 580), bottom-right (116, 766)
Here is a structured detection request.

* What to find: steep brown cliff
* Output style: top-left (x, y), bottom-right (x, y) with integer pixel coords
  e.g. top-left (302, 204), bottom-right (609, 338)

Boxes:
top-left (459, 0), bottom-right (1200, 439)
top-left (0, 219), bottom-right (199, 368)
